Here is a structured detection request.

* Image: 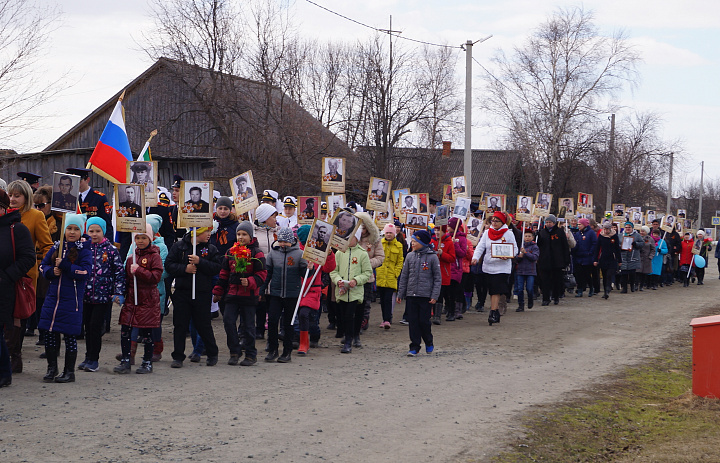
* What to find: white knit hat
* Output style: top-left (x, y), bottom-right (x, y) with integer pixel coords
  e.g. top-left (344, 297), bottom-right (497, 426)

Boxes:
top-left (256, 203), bottom-right (277, 223)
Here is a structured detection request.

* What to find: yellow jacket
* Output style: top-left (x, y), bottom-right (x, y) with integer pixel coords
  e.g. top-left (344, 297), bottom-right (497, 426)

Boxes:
top-left (375, 237), bottom-right (404, 289)
top-left (21, 208), bottom-right (53, 289)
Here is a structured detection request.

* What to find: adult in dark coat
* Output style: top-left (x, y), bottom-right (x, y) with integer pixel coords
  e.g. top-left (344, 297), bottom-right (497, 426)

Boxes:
top-left (535, 214), bottom-right (570, 305)
top-left (0, 194), bottom-right (36, 387)
top-left (68, 167), bottom-right (114, 241)
top-left (571, 218), bottom-right (598, 297)
top-left (594, 222), bottom-right (622, 299)
top-left (663, 229), bottom-right (682, 285)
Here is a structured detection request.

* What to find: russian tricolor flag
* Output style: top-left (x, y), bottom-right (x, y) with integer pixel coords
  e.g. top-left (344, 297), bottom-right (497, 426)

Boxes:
top-left (88, 100), bottom-right (132, 184)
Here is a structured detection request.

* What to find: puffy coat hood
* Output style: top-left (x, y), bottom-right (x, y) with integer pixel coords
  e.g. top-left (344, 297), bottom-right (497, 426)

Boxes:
top-left (355, 211), bottom-right (379, 245)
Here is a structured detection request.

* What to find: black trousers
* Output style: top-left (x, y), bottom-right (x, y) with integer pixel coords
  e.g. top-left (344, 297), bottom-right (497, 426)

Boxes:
top-left (267, 296), bottom-right (297, 353)
top-left (540, 269), bottom-right (564, 302)
top-left (84, 302), bottom-right (112, 361)
top-left (377, 286), bottom-right (395, 322)
top-left (255, 296), bottom-right (269, 337)
top-left (223, 297), bottom-right (257, 357)
top-left (406, 297), bottom-right (433, 352)
top-left (591, 265), bottom-right (601, 293)
top-left (171, 291), bottom-right (219, 361)
top-left (574, 264), bottom-right (593, 292)
top-left (338, 300), bottom-right (362, 342)
top-left (600, 267), bottom-right (617, 294)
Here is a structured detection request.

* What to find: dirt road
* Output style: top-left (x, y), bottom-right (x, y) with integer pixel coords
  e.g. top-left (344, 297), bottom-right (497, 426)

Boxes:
top-left (2, 268), bottom-right (716, 462)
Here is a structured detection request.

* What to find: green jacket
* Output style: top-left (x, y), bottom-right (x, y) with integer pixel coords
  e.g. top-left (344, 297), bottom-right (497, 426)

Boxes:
top-left (330, 244), bottom-right (372, 303)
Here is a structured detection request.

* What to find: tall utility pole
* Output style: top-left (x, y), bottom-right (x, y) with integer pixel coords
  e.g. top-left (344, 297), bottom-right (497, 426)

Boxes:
top-left (463, 35), bottom-right (491, 200)
top-left (606, 114), bottom-right (615, 211)
top-left (698, 161), bottom-right (704, 229)
top-left (666, 152), bottom-right (674, 215)
top-left (464, 40), bottom-right (473, 198)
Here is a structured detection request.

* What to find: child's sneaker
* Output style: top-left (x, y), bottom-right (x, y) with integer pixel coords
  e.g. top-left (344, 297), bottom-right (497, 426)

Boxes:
top-left (113, 360), bottom-right (131, 374)
top-left (384, 321), bottom-right (391, 329)
top-left (378, 322), bottom-right (386, 328)
top-left (399, 319), bottom-right (409, 325)
top-left (425, 345), bottom-right (434, 354)
top-left (407, 350), bottom-right (418, 357)
top-left (136, 361), bottom-right (153, 374)
top-left (84, 361), bottom-right (99, 372)
top-left (78, 358), bottom-right (89, 370)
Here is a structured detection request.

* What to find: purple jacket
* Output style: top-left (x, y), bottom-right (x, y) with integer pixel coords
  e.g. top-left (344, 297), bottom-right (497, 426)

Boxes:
top-left (84, 238), bottom-right (125, 304)
top-left (450, 231), bottom-right (467, 283)
top-left (514, 240), bottom-right (539, 276)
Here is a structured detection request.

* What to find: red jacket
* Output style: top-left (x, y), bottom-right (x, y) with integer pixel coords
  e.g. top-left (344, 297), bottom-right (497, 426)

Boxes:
top-left (438, 232), bottom-right (456, 286)
top-left (119, 245), bottom-right (164, 328)
top-left (679, 239), bottom-right (694, 266)
top-left (298, 244), bottom-right (337, 310)
top-left (213, 238), bottom-right (267, 301)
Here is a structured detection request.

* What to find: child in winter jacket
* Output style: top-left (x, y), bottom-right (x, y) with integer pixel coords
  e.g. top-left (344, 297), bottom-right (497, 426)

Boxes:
top-left (330, 228), bottom-right (372, 354)
top-left (513, 229), bottom-right (539, 312)
top-left (38, 213), bottom-right (93, 383)
top-left (397, 229), bottom-right (441, 356)
top-left (166, 226), bottom-right (223, 367)
top-left (79, 217), bottom-right (125, 373)
top-left (114, 224), bottom-right (164, 374)
top-left (294, 225), bottom-right (337, 355)
top-left (375, 224), bottom-right (404, 328)
top-left (264, 227), bottom-right (307, 363)
top-left (212, 221), bottom-right (267, 366)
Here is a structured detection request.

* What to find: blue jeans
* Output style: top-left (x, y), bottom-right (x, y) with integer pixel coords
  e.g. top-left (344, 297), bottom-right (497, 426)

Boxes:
top-left (190, 319), bottom-right (205, 355)
top-left (514, 274), bottom-right (535, 305)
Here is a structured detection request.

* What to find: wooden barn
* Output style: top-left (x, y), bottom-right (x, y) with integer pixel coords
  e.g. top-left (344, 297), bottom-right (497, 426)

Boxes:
top-left (1, 57), bottom-right (354, 197)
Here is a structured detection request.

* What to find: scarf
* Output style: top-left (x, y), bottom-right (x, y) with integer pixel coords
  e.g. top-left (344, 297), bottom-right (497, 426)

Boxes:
top-left (488, 226), bottom-right (507, 241)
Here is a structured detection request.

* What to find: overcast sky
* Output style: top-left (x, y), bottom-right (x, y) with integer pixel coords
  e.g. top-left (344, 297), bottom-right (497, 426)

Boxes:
top-left (12, 0), bottom-right (720, 187)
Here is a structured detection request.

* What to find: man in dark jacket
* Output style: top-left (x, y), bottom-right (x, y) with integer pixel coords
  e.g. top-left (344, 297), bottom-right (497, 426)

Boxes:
top-left (536, 214), bottom-right (570, 305)
top-left (572, 218), bottom-right (598, 297)
top-left (664, 229), bottom-right (682, 285)
top-left (165, 226), bottom-right (223, 367)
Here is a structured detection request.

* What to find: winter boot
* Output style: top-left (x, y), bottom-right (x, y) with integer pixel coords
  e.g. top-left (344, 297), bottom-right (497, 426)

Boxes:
top-left (498, 296), bottom-right (508, 316)
top-left (277, 349), bottom-right (292, 363)
top-left (455, 302), bottom-right (464, 320)
top-left (113, 357), bottom-right (131, 374)
top-left (516, 303), bottom-right (525, 312)
top-left (445, 303), bottom-right (456, 321)
top-left (136, 360), bottom-right (153, 374)
top-left (341, 336), bottom-right (352, 353)
top-left (43, 348), bottom-right (59, 382)
top-left (129, 340), bottom-right (137, 365)
top-left (152, 338), bottom-right (163, 362)
top-left (309, 332), bottom-right (320, 348)
top-left (54, 351), bottom-right (76, 383)
top-left (475, 302), bottom-right (485, 313)
top-left (433, 303), bottom-right (443, 325)
top-left (297, 331), bottom-right (309, 356)
top-left (526, 291), bottom-right (534, 309)
top-left (575, 290), bottom-right (583, 297)
top-left (463, 293), bottom-right (472, 314)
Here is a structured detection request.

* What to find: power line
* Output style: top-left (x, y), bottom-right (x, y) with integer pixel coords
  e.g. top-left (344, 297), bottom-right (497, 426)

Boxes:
top-left (304, 0), bottom-right (461, 49)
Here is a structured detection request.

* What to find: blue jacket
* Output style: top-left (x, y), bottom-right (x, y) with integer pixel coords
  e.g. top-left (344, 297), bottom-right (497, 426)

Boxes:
top-left (211, 216), bottom-right (239, 257)
top-left (514, 240), bottom-right (539, 276)
top-left (651, 239), bottom-right (668, 276)
top-left (265, 241), bottom-right (308, 298)
top-left (85, 238), bottom-right (125, 304)
top-left (572, 227), bottom-right (598, 266)
top-left (39, 241), bottom-right (93, 335)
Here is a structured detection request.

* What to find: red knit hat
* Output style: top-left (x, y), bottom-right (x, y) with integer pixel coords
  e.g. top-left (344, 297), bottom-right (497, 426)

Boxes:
top-left (492, 211), bottom-right (506, 223)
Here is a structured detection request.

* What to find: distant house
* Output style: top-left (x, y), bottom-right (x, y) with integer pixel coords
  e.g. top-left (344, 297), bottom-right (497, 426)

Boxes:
top-left (353, 146), bottom-right (524, 203)
top-left (4, 57), bottom-right (353, 197)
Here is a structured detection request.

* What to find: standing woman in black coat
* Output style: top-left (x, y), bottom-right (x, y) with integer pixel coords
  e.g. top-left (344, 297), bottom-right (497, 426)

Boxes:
top-left (535, 214), bottom-right (571, 306)
top-left (593, 221), bottom-right (622, 299)
top-left (0, 190), bottom-right (36, 387)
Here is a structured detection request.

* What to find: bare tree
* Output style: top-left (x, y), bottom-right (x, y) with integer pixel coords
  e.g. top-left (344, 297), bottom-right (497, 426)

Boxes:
top-left (0, 0), bottom-right (62, 142)
top-left (482, 6), bottom-right (641, 195)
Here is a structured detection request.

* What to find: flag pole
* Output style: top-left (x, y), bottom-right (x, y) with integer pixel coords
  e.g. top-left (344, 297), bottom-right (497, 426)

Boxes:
top-left (291, 267), bottom-right (312, 326)
top-left (136, 129), bottom-right (158, 161)
top-left (302, 265), bottom-right (322, 298)
top-left (133, 245), bottom-right (139, 306)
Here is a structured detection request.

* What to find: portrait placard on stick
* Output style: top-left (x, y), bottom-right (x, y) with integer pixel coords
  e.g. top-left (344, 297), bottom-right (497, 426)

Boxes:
top-left (302, 219), bottom-right (335, 266)
top-left (515, 195), bottom-right (533, 222)
top-left (558, 197), bottom-right (575, 219)
top-left (466, 216), bottom-right (482, 245)
top-left (374, 210), bottom-right (392, 228)
top-left (629, 207), bottom-right (643, 227)
top-left (477, 192), bottom-right (490, 211)
top-left (661, 214), bottom-right (675, 233)
top-left (435, 205), bottom-right (449, 226)
top-left (646, 210), bottom-right (657, 224)
top-left (51, 171), bottom-right (81, 213)
top-left (400, 193), bottom-right (419, 222)
top-left (405, 213), bottom-right (429, 230)
top-left (533, 192), bottom-right (552, 217)
top-left (441, 184), bottom-right (453, 205)
top-left (366, 177), bottom-right (391, 212)
top-left (128, 161), bottom-right (157, 207)
top-left (451, 176), bottom-right (468, 200)
top-left (577, 192), bottom-right (593, 214)
top-left (612, 203), bottom-right (626, 219)
top-left (418, 193), bottom-right (430, 214)
top-left (298, 196), bottom-right (319, 225)
top-left (677, 209), bottom-right (687, 219)
top-left (178, 181), bottom-right (214, 229)
top-left (453, 196), bottom-right (471, 219)
top-left (327, 194), bottom-right (346, 217)
top-left (321, 157), bottom-right (345, 193)
top-left (392, 188), bottom-right (409, 212)
top-left (329, 208), bottom-right (361, 252)
top-left (115, 183), bottom-right (146, 233)
top-left (486, 193), bottom-right (506, 213)
top-left (230, 170), bottom-right (259, 215)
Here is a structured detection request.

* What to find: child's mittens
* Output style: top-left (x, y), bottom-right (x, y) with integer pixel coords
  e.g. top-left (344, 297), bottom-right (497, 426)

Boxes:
top-left (114, 295), bottom-right (125, 305)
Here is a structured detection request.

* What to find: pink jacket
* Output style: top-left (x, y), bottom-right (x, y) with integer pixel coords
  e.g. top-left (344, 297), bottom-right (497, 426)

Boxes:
top-left (450, 230), bottom-right (468, 283)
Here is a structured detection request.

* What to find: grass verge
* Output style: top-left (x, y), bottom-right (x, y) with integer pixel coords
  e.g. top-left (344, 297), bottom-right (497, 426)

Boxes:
top-left (491, 328), bottom-right (720, 462)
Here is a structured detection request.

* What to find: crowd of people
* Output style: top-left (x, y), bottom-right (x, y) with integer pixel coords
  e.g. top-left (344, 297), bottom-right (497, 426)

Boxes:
top-left (0, 168), bottom-right (715, 388)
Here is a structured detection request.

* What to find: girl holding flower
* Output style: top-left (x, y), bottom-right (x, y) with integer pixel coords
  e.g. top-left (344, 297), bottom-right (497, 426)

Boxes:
top-left (213, 221), bottom-right (267, 366)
